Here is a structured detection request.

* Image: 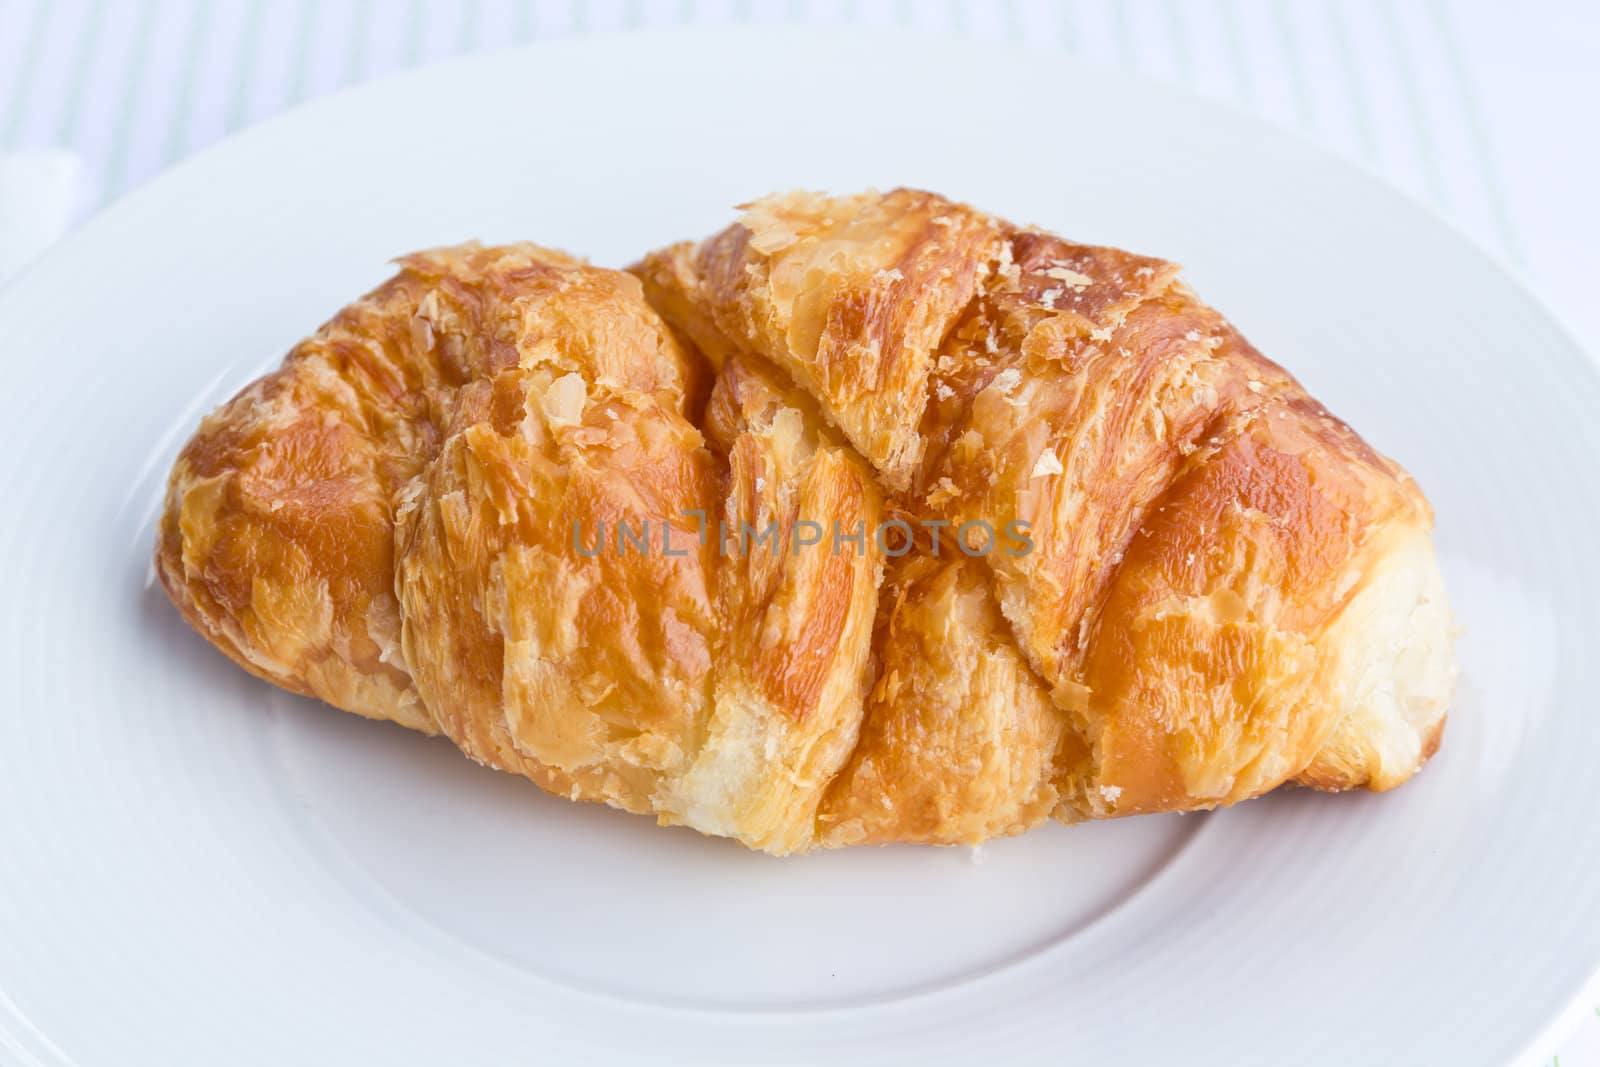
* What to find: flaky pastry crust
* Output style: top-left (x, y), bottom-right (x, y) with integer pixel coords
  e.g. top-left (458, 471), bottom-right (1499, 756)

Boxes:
top-left (158, 190), bottom-right (1455, 853)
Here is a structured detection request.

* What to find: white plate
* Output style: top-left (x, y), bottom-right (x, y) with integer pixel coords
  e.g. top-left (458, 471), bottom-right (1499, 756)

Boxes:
top-left (1, 27), bottom-right (1596, 1067)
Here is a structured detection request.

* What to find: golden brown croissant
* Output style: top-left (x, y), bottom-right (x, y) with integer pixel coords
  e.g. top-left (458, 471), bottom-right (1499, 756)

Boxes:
top-left (157, 189), bottom-right (1455, 854)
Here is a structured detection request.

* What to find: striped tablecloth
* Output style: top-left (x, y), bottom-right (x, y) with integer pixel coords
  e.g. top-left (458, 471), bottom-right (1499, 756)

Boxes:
top-left (2, 2), bottom-right (1596, 1063)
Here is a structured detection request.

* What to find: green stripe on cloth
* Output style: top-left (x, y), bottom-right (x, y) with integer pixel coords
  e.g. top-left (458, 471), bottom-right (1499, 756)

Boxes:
top-left (455, 0), bottom-right (479, 51)
top-left (1055, 1), bottom-right (1077, 50)
top-left (1325, 3), bottom-right (1377, 161)
top-left (1427, 0), bottom-right (1524, 265)
top-left (1378, 3), bottom-right (1446, 205)
top-left (1000, 0), bottom-right (1023, 46)
top-left (284, 0), bottom-right (318, 105)
top-left (345, 0), bottom-right (372, 82)
top-left (1218, 1), bottom-right (1256, 104)
top-left (402, 0), bottom-right (425, 65)
top-left (163, 0), bottom-right (213, 163)
top-left (103, 1), bottom-right (158, 193)
top-left (1, 0), bottom-right (52, 147)
top-left (1270, 2), bottom-right (1315, 129)
top-left (1109, 1), bottom-right (1138, 68)
top-left (225, 0), bottom-right (267, 132)
top-left (55, 0), bottom-right (109, 145)
top-left (1162, 0), bottom-right (1196, 84)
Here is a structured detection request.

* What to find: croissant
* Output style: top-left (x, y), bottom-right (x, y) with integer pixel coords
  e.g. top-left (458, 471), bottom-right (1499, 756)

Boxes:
top-left (156, 189), bottom-right (1455, 854)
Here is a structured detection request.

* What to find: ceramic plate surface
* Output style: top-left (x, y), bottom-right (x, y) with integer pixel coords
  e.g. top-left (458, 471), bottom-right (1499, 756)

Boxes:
top-left (1, 27), bottom-right (1596, 1067)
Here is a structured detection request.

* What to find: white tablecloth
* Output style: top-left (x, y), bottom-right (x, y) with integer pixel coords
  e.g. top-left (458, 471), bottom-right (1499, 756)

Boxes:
top-left (1, 2), bottom-right (1595, 1062)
